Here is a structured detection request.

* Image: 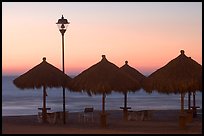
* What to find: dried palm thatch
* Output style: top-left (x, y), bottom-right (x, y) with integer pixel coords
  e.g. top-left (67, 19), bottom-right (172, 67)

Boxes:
top-left (13, 57), bottom-right (71, 89)
top-left (69, 55), bottom-right (140, 95)
top-left (68, 55), bottom-right (140, 127)
top-left (13, 57), bottom-right (72, 123)
top-left (143, 50), bottom-right (202, 114)
top-left (120, 61), bottom-right (146, 120)
top-left (120, 61), bottom-right (146, 84)
top-left (143, 50), bottom-right (202, 94)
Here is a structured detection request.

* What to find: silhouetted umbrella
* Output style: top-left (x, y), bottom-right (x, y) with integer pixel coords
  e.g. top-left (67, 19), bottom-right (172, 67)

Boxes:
top-left (121, 61), bottom-right (146, 84)
top-left (120, 61), bottom-right (146, 119)
top-left (69, 55), bottom-right (140, 127)
top-left (143, 50), bottom-right (202, 115)
top-left (13, 57), bottom-right (72, 123)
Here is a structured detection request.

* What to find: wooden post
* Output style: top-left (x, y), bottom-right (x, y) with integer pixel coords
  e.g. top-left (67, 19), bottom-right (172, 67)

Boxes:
top-left (42, 86), bottom-right (47, 123)
top-left (124, 92), bottom-right (127, 108)
top-left (101, 92), bottom-right (107, 127)
top-left (180, 93), bottom-right (184, 114)
top-left (179, 92), bottom-right (186, 128)
top-left (188, 91), bottom-right (191, 111)
top-left (193, 91), bottom-right (196, 108)
top-left (123, 92), bottom-right (128, 120)
top-left (192, 91), bottom-right (197, 117)
top-left (102, 92), bottom-right (105, 114)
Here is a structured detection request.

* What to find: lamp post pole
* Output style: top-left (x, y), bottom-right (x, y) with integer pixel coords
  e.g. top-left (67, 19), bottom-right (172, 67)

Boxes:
top-left (56, 15), bottom-right (69, 124)
top-left (61, 30), bottom-right (66, 124)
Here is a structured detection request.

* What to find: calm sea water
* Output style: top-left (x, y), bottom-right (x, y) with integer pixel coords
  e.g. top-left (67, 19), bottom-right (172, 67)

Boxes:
top-left (2, 76), bottom-right (202, 116)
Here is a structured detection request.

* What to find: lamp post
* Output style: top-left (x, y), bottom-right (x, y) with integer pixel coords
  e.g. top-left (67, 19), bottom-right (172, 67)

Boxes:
top-left (56, 15), bottom-right (70, 124)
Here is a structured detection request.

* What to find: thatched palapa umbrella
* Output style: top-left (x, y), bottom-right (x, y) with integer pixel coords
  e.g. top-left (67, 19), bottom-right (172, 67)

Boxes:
top-left (120, 61), bottom-right (146, 120)
top-left (143, 50), bottom-right (202, 127)
top-left (13, 57), bottom-right (72, 123)
top-left (69, 55), bottom-right (139, 127)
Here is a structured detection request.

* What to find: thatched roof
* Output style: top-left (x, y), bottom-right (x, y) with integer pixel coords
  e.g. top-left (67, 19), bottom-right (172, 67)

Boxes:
top-left (69, 55), bottom-right (140, 95)
top-left (120, 61), bottom-right (146, 84)
top-left (13, 57), bottom-right (72, 89)
top-left (143, 50), bottom-right (202, 94)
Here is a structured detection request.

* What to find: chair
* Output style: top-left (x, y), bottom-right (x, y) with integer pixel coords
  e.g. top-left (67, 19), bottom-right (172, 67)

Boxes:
top-left (128, 111), bottom-right (142, 121)
top-left (37, 112), bottom-right (43, 123)
top-left (128, 110), bottom-right (152, 121)
top-left (37, 107), bottom-right (51, 123)
top-left (78, 107), bottom-right (94, 123)
top-left (53, 111), bottom-right (69, 124)
top-left (37, 112), bottom-right (55, 124)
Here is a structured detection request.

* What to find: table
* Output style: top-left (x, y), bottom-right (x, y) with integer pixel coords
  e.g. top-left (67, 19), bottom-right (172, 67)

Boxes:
top-left (120, 107), bottom-right (131, 120)
top-left (191, 106), bottom-right (200, 117)
top-left (38, 107), bottom-right (51, 111)
top-left (127, 110), bottom-right (152, 121)
top-left (37, 108), bottom-right (51, 123)
top-left (120, 107), bottom-right (131, 111)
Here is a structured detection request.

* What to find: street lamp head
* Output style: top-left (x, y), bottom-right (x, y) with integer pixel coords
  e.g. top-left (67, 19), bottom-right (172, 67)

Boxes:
top-left (56, 15), bottom-right (70, 35)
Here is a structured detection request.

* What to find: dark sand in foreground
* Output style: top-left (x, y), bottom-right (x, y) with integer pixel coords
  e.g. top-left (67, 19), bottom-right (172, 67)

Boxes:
top-left (2, 109), bottom-right (202, 134)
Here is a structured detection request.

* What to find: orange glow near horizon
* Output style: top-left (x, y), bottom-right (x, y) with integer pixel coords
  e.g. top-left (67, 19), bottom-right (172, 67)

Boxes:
top-left (2, 2), bottom-right (202, 76)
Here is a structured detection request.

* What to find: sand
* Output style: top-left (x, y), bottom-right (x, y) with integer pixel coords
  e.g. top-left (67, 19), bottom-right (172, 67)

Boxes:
top-left (2, 109), bottom-right (202, 134)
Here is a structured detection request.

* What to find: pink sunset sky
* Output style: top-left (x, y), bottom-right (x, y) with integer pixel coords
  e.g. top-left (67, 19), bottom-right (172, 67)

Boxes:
top-left (2, 2), bottom-right (202, 76)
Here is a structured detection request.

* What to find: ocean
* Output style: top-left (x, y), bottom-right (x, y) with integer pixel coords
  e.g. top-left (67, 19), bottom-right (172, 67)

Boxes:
top-left (2, 76), bottom-right (202, 116)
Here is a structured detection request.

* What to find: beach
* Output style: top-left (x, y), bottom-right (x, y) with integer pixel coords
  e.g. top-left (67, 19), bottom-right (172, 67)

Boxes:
top-left (2, 109), bottom-right (202, 134)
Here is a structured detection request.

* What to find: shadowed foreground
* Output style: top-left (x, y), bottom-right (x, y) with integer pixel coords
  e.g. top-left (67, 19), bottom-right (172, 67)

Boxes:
top-left (2, 109), bottom-right (202, 134)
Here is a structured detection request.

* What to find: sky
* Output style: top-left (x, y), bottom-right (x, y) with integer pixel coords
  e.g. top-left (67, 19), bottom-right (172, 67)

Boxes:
top-left (2, 2), bottom-right (202, 76)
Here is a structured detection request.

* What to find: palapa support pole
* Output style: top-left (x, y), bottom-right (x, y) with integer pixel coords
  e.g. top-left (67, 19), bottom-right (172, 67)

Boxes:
top-left (179, 92), bottom-right (186, 128)
top-left (124, 92), bottom-right (127, 109)
top-left (193, 92), bottom-right (196, 107)
top-left (180, 93), bottom-right (185, 114)
top-left (188, 91), bottom-right (191, 111)
top-left (186, 91), bottom-right (193, 123)
top-left (102, 92), bottom-right (105, 114)
top-left (192, 91), bottom-right (197, 117)
top-left (123, 92), bottom-right (128, 120)
top-left (42, 85), bottom-right (47, 123)
top-left (101, 92), bottom-right (107, 128)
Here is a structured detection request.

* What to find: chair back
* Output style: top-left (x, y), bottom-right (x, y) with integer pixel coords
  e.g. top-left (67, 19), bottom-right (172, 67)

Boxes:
top-left (84, 107), bottom-right (94, 113)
